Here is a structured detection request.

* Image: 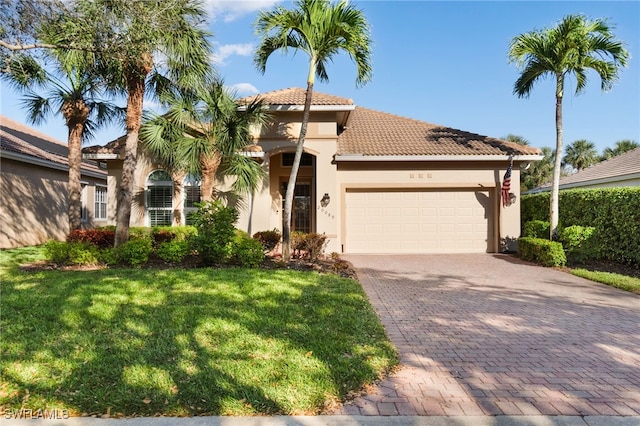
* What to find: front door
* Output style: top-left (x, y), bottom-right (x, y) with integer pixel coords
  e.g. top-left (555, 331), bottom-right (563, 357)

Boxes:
top-left (281, 182), bottom-right (312, 233)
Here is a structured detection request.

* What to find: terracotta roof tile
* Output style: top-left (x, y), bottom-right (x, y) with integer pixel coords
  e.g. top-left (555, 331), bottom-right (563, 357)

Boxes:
top-left (83, 135), bottom-right (127, 157)
top-left (338, 107), bottom-right (541, 157)
top-left (537, 147), bottom-right (640, 189)
top-left (240, 87), bottom-right (354, 106)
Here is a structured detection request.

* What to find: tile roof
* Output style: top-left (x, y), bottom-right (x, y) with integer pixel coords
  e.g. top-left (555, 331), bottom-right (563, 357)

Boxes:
top-left (536, 147), bottom-right (640, 189)
top-left (240, 87), bottom-right (354, 106)
top-left (337, 107), bottom-right (541, 157)
top-left (1, 115), bottom-right (106, 176)
top-left (83, 135), bottom-right (127, 158)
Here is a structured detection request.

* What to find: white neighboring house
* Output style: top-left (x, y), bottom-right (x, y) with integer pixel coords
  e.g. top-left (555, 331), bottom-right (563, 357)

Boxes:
top-left (528, 147), bottom-right (640, 193)
top-left (0, 115), bottom-right (108, 248)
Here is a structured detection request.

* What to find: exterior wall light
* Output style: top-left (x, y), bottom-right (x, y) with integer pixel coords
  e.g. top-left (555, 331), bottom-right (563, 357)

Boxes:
top-left (320, 193), bottom-right (330, 207)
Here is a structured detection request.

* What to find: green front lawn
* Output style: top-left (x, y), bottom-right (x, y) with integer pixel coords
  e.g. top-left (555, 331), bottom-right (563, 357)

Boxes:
top-left (0, 247), bottom-right (397, 417)
top-left (570, 268), bottom-right (640, 294)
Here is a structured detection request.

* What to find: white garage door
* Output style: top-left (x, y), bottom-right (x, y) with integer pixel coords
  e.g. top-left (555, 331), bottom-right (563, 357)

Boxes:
top-left (345, 189), bottom-right (493, 254)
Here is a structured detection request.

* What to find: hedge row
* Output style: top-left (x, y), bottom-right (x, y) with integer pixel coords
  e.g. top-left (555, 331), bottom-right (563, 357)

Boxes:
top-left (521, 187), bottom-right (640, 267)
top-left (518, 237), bottom-right (566, 267)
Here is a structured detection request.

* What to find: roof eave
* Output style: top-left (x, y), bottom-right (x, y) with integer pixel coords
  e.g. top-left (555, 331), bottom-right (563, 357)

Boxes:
top-left (82, 153), bottom-right (121, 160)
top-left (529, 172), bottom-right (640, 192)
top-left (333, 154), bottom-right (545, 162)
top-left (2, 150), bottom-right (107, 179)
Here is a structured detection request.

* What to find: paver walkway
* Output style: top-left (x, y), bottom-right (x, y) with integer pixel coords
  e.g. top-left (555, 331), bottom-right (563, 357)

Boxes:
top-left (329, 254), bottom-right (640, 417)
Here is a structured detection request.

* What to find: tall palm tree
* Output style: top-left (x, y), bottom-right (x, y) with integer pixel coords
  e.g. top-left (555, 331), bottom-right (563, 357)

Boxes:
top-left (508, 14), bottom-right (628, 239)
top-left (602, 139), bottom-right (639, 159)
top-left (41, 0), bottom-right (213, 246)
top-left (141, 79), bottom-right (269, 207)
top-left (2, 52), bottom-right (122, 231)
top-left (563, 139), bottom-right (599, 171)
top-left (254, 0), bottom-right (373, 261)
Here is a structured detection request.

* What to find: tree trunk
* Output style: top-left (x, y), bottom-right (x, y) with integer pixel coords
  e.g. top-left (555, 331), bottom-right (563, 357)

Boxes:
top-left (550, 75), bottom-right (564, 240)
top-left (63, 101), bottom-right (90, 232)
top-left (114, 68), bottom-right (147, 247)
top-left (200, 152), bottom-right (222, 202)
top-left (282, 80), bottom-right (314, 262)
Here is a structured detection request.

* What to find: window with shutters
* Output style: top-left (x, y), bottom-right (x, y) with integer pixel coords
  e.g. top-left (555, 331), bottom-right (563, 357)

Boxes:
top-left (94, 186), bottom-right (107, 220)
top-left (183, 174), bottom-right (201, 225)
top-left (146, 170), bottom-right (173, 226)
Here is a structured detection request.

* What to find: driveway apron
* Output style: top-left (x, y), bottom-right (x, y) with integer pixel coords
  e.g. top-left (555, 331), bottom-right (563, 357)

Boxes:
top-left (330, 254), bottom-right (640, 417)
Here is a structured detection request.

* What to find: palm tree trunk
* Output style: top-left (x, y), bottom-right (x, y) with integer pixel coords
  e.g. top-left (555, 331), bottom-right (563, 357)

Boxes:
top-left (282, 80), bottom-right (314, 262)
top-left (114, 71), bottom-right (146, 247)
top-left (550, 75), bottom-right (564, 240)
top-left (66, 119), bottom-right (85, 232)
top-left (200, 152), bottom-right (222, 202)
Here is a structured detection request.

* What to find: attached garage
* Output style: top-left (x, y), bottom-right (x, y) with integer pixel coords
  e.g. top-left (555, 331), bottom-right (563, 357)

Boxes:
top-left (344, 188), bottom-right (495, 254)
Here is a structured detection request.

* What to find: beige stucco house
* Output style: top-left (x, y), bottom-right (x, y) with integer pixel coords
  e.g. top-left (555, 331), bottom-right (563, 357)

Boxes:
top-left (83, 88), bottom-right (542, 254)
top-left (1, 115), bottom-right (108, 248)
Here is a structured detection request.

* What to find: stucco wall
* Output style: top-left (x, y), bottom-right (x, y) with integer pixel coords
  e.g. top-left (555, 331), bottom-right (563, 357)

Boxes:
top-left (0, 158), bottom-right (107, 248)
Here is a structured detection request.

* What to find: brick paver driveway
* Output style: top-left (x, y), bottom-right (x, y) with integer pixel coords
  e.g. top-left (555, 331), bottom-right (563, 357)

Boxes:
top-left (331, 254), bottom-right (640, 417)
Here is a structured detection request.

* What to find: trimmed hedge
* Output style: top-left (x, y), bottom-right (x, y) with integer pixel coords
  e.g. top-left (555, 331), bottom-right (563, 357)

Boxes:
top-left (522, 188), bottom-right (640, 267)
top-left (518, 237), bottom-right (566, 267)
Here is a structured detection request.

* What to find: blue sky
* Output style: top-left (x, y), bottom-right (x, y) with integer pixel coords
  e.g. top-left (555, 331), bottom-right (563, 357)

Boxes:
top-left (1, 1), bottom-right (638, 155)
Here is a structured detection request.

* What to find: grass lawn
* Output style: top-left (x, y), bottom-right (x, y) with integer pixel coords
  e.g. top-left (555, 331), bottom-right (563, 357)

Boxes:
top-left (570, 268), bottom-right (640, 294)
top-left (0, 246), bottom-right (397, 417)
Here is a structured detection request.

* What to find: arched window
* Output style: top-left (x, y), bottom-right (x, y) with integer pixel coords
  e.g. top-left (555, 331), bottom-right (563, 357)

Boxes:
top-left (183, 173), bottom-right (201, 225)
top-left (146, 170), bottom-right (173, 226)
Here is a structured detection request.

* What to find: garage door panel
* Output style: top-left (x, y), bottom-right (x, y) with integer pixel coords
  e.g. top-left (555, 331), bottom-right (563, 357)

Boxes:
top-left (345, 189), bottom-right (493, 254)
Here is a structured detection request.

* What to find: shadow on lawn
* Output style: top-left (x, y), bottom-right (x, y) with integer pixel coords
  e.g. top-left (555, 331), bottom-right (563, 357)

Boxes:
top-left (0, 266), bottom-right (394, 417)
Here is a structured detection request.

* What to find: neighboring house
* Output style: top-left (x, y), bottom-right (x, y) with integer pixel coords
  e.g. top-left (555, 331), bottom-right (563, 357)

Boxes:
top-left (83, 88), bottom-right (542, 254)
top-left (1, 115), bottom-right (108, 248)
top-left (528, 147), bottom-right (640, 193)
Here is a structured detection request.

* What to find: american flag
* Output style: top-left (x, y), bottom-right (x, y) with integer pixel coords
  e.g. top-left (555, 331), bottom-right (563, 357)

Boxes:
top-left (501, 159), bottom-right (513, 207)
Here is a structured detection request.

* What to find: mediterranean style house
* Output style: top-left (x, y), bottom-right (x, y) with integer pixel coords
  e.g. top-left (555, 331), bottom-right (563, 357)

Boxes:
top-left (1, 115), bottom-right (108, 248)
top-left (83, 88), bottom-right (542, 254)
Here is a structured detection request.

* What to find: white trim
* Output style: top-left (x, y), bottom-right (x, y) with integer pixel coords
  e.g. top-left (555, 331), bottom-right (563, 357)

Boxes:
top-left (333, 154), bottom-right (545, 162)
top-left (2, 150), bottom-right (107, 179)
top-left (240, 151), bottom-right (265, 158)
top-left (528, 172), bottom-right (640, 193)
top-left (82, 153), bottom-right (119, 160)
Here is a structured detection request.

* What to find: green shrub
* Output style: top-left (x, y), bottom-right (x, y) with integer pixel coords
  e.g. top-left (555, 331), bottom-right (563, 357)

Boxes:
top-left (151, 226), bottom-right (197, 248)
top-left (518, 237), bottom-right (566, 267)
top-left (522, 220), bottom-right (550, 239)
top-left (231, 231), bottom-right (265, 268)
top-left (252, 229), bottom-right (281, 253)
top-left (156, 239), bottom-right (191, 264)
top-left (559, 225), bottom-right (596, 264)
top-left (190, 201), bottom-right (239, 265)
top-left (44, 240), bottom-right (99, 266)
top-left (67, 228), bottom-right (115, 249)
top-left (98, 248), bottom-right (119, 266)
top-left (115, 238), bottom-right (153, 267)
top-left (522, 187), bottom-right (640, 267)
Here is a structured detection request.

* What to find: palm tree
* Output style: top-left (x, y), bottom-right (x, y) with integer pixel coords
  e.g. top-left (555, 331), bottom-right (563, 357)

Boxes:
top-left (40, 0), bottom-right (213, 246)
top-left (563, 139), bottom-right (599, 171)
top-left (254, 0), bottom-right (373, 261)
top-left (602, 139), bottom-right (639, 159)
top-left (2, 51), bottom-right (121, 231)
top-left (141, 79), bottom-right (269, 208)
top-left (503, 134), bottom-right (530, 146)
top-left (508, 14), bottom-right (628, 239)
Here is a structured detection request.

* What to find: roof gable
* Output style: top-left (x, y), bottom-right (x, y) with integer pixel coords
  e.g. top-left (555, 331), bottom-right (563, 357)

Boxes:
top-left (240, 87), bottom-right (354, 107)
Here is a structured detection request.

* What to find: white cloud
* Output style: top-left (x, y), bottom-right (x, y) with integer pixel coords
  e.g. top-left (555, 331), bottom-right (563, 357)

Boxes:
top-left (230, 83), bottom-right (260, 97)
top-left (211, 43), bottom-right (255, 65)
top-left (204, 0), bottom-right (283, 23)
